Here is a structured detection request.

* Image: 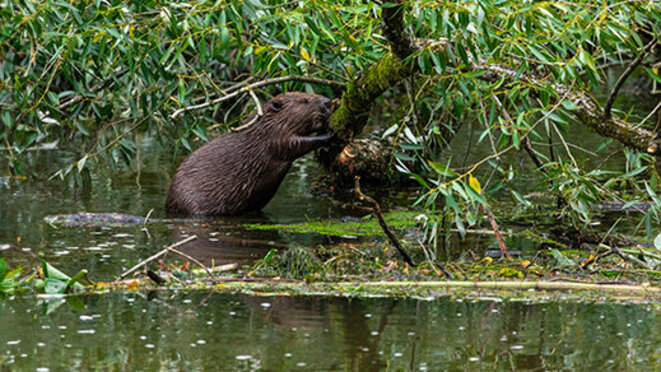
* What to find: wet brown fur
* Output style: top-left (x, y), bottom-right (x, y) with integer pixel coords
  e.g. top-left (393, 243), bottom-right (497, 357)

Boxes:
top-left (166, 92), bottom-right (334, 216)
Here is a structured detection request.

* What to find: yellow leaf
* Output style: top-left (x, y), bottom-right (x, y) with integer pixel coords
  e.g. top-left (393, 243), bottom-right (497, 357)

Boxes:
top-left (520, 260), bottom-right (531, 269)
top-left (469, 174), bottom-right (482, 195)
top-left (301, 47), bottom-right (310, 61)
top-left (498, 268), bottom-right (523, 279)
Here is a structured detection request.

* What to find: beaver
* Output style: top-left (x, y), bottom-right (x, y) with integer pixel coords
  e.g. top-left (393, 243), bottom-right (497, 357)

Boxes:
top-left (165, 92), bottom-right (335, 216)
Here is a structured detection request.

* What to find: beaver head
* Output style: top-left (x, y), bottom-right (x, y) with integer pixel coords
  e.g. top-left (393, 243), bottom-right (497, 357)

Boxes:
top-left (256, 92), bottom-right (331, 132)
top-left (251, 92), bottom-right (335, 161)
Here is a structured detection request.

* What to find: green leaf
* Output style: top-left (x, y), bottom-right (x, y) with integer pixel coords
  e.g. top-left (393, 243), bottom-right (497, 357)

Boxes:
top-left (263, 249), bottom-right (277, 262)
top-left (645, 67), bottom-right (661, 84)
top-left (446, 193), bottom-right (460, 214)
top-left (620, 166), bottom-right (647, 179)
top-left (0, 258), bottom-right (8, 283)
top-left (44, 278), bottom-right (67, 294)
top-left (561, 100), bottom-right (578, 110)
top-left (428, 161), bottom-right (458, 177)
top-left (551, 249), bottom-right (577, 267)
top-left (408, 173), bottom-right (430, 189)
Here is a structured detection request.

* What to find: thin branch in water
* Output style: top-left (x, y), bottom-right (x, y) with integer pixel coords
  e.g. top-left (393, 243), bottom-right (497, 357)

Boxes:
top-left (116, 235), bottom-right (197, 281)
top-left (603, 39), bottom-right (658, 119)
top-left (354, 176), bottom-right (415, 267)
top-left (481, 205), bottom-right (510, 259)
top-left (598, 244), bottom-right (652, 270)
top-left (143, 208), bottom-right (154, 226)
top-left (167, 247), bottom-right (219, 283)
top-left (418, 241), bottom-right (453, 279)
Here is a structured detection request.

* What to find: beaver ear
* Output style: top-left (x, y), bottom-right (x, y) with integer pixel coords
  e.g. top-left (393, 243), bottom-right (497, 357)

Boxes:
top-left (270, 99), bottom-right (283, 112)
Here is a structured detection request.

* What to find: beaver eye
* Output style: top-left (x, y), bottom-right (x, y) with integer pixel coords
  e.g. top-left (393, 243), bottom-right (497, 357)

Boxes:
top-left (270, 100), bottom-right (283, 112)
top-left (300, 98), bottom-right (309, 104)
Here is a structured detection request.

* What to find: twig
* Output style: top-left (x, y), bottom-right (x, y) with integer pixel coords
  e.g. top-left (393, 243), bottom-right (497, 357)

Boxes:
top-left (170, 75), bottom-right (343, 119)
top-left (116, 235), bottom-right (197, 281)
top-left (354, 176), bottom-right (415, 267)
top-left (552, 122), bottom-right (579, 168)
top-left (168, 247), bottom-right (219, 283)
top-left (599, 243), bottom-right (652, 270)
top-left (635, 99), bottom-right (661, 130)
top-left (58, 68), bottom-right (128, 110)
top-left (604, 39), bottom-right (658, 119)
top-left (143, 208), bottom-right (154, 226)
top-left (521, 137), bottom-right (545, 170)
top-left (231, 89), bottom-right (263, 131)
top-left (418, 241), bottom-right (453, 278)
top-left (481, 205), bottom-right (510, 259)
top-left (146, 270), bottom-right (167, 286)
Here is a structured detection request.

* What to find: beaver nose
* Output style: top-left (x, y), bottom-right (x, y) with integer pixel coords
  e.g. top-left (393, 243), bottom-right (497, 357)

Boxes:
top-left (323, 98), bottom-right (332, 110)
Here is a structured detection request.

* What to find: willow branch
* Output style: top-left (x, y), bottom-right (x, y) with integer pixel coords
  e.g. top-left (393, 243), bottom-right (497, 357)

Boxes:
top-left (232, 89), bottom-right (263, 131)
top-left (58, 68), bottom-right (128, 110)
top-left (170, 75), bottom-right (343, 119)
top-left (603, 39), bottom-right (658, 119)
top-left (470, 56), bottom-right (661, 157)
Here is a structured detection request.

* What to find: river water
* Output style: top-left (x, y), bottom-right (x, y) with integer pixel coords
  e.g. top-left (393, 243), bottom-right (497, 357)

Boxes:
top-left (1, 293), bottom-right (659, 370)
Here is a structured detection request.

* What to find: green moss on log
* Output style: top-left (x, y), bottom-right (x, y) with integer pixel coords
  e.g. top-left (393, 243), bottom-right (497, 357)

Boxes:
top-left (330, 52), bottom-right (412, 138)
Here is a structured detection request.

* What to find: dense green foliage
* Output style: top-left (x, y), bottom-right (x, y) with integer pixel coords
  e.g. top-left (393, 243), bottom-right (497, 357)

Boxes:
top-left (1, 0), bottom-right (660, 238)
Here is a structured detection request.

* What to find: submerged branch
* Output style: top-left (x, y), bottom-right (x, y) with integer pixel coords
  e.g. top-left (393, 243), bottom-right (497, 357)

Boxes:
top-left (116, 235), bottom-right (197, 281)
top-left (354, 176), bottom-right (415, 267)
top-left (168, 247), bottom-right (219, 283)
top-left (350, 280), bottom-right (661, 294)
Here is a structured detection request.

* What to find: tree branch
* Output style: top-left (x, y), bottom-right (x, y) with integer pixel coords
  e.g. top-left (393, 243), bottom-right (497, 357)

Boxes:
top-left (58, 68), bottom-right (129, 110)
top-left (471, 57), bottom-right (661, 157)
top-left (381, 0), bottom-right (416, 60)
top-left (170, 75), bottom-right (343, 119)
top-left (603, 39), bottom-right (658, 119)
top-left (354, 176), bottom-right (415, 267)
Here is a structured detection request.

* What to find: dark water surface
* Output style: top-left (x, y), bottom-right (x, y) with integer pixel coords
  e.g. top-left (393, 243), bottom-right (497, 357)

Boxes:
top-left (1, 293), bottom-right (659, 370)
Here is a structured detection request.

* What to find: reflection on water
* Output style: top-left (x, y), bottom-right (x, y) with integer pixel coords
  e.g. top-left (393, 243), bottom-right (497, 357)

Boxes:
top-left (0, 293), bottom-right (658, 370)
